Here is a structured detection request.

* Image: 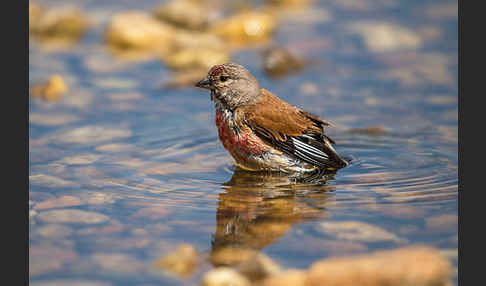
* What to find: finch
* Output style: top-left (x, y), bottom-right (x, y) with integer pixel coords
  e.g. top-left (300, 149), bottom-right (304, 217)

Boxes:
top-left (196, 63), bottom-right (348, 173)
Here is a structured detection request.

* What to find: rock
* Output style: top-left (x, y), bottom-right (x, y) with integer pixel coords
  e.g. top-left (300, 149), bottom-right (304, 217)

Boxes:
top-left (425, 214), bottom-right (458, 232)
top-left (153, 244), bottom-right (199, 278)
top-left (317, 221), bottom-right (406, 243)
top-left (236, 253), bottom-right (282, 282)
top-left (55, 126), bottom-right (132, 144)
top-left (262, 246), bottom-right (452, 286)
top-left (200, 267), bottom-right (250, 286)
top-left (35, 224), bottom-right (73, 238)
top-left (30, 75), bottom-right (68, 101)
top-left (29, 174), bottom-right (78, 188)
top-left (164, 47), bottom-right (230, 71)
top-left (29, 5), bottom-right (89, 42)
top-left (91, 253), bottom-right (145, 274)
top-left (348, 21), bottom-right (422, 53)
top-left (349, 126), bottom-right (387, 135)
top-left (37, 209), bottom-right (109, 224)
top-left (29, 113), bottom-right (80, 126)
top-left (261, 269), bottom-right (306, 286)
top-left (132, 207), bottom-right (170, 221)
top-left (153, 0), bottom-right (214, 30)
top-left (105, 11), bottom-right (175, 53)
top-left (34, 195), bottom-right (82, 210)
top-left (263, 46), bottom-right (306, 79)
top-left (210, 11), bottom-right (276, 45)
top-left (58, 154), bottom-right (101, 165)
top-left (30, 244), bottom-right (78, 277)
top-left (95, 143), bottom-right (135, 153)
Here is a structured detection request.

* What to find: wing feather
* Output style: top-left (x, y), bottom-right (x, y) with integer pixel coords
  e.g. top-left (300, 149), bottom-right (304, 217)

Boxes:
top-left (238, 89), bottom-right (348, 169)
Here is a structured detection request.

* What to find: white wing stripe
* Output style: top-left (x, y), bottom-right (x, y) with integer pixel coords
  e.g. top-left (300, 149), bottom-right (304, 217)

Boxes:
top-left (292, 138), bottom-right (329, 159)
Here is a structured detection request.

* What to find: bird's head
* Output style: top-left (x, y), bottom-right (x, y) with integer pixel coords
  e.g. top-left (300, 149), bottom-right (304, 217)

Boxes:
top-left (196, 63), bottom-right (261, 110)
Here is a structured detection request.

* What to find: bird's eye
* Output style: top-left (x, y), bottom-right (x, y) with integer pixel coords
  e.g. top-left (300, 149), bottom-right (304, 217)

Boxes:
top-left (220, 75), bottom-right (229, 82)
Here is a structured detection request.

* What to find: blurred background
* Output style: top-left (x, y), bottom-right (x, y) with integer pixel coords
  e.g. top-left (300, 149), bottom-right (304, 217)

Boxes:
top-left (29, 0), bottom-right (458, 285)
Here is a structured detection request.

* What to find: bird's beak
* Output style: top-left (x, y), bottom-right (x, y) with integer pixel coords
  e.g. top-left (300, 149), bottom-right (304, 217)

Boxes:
top-left (195, 77), bottom-right (212, 89)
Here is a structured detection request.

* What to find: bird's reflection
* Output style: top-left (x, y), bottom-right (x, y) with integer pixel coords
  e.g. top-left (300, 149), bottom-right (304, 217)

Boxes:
top-left (210, 168), bottom-right (336, 267)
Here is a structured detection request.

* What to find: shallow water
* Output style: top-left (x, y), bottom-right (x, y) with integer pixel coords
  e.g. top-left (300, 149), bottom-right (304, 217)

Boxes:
top-left (29, 0), bottom-right (458, 285)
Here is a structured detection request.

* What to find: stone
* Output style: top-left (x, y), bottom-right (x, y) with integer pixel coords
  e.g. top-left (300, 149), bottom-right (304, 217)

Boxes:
top-left (236, 253), bottom-right (282, 281)
top-left (30, 75), bottom-right (68, 101)
top-left (317, 221), bottom-right (406, 243)
top-left (153, 0), bottom-right (214, 30)
top-left (37, 209), bottom-right (109, 224)
top-left (55, 126), bottom-right (132, 144)
top-left (29, 5), bottom-right (89, 42)
top-left (34, 195), bottom-right (82, 210)
top-left (29, 174), bottom-right (78, 188)
top-left (35, 224), bottom-right (73, 238)
top-left (348, 21), bottom-right (422, 53)
top-left (105, 11), bottom-right (175, 53)
top-left (262, 246), bottom-right (453, 286)
top-left (263, 46), bottom-right (306, 79)
top-left (349, 126), bottom-right (387, 135)
top-left (164, 47), bottom-right (230, 71)
top-left (200, 267), bottom-right (250, 286)
top-left (210, 11), bottom-right (276, 45)
top-left (153, 244), bottom-right (199, 278)
top-left (92, 253), bottom-right (145, 274)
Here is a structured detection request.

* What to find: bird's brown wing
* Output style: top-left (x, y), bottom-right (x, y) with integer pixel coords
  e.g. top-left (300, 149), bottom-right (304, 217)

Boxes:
top-left (237, 89), bottom-right (348, 169)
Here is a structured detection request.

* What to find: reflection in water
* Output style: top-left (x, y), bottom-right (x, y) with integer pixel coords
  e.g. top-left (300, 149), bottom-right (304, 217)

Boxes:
top-left (210, 168), bottom-right (336, 266)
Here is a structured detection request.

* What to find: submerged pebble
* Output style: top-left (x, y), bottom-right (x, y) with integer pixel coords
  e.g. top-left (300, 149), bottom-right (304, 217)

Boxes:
top-left (105, 11), bottom-right (175, 54)
top-left (210, 11), bottom-right (277, 45)
top-left (34, 195), bottom-right (82, 210)
top-left (236, 253), bottom-right (282, 282)
top-left (317, 221), bottom-right (406, 243)
top-left (153, 0), bottom-right (214, 30)
top-left (153, 243), bottom-right (199, 278)
top-left (349, 126), bottom-right (388, 135)
top-left (263, 46), bottom-right (307, 79)
top-left (37, 209), bottom-right (109, 224)
top-left (30, 75), bottom-right (68, 101)
top-left (201, 267), bottom-right (250, 286)
top-left (262, 246), bottom-right (452, 286)
top-left (29, 4), bottom-right (89, 43)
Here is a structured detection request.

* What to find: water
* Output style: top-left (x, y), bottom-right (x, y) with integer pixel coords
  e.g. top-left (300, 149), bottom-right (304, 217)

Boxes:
top-left (29, 0), bottom-right (458, 285)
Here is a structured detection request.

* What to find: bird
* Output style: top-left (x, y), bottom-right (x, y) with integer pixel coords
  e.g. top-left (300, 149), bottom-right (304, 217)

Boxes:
top-left (195, 62), bottom-right (348, 173)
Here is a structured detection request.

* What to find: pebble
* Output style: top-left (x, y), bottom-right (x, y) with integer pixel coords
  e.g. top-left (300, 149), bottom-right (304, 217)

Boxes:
top-left (29, 113), bottom-right (80, 126)
top-left (348, 21), bottom-right (422, 53)
top-left (35, 224), bottom-right (73, 238)
top-left (153, 243), bottom-right (199, 278)
top-left (34, 195), bottom-right (82, 210)
top-left (92, 253), bottom-right (146, 274)
top-left (210, 11), bottom-right (276, 45)
top-left (105, 11), bottom-right (175, 53)
top-left (37, 209), bottom-right (109, 224)
top-left (200, 267), bottom-right (250, 286)
top-left (30, 75), bottom-right (68, 101)
top-left (236, 253), bottom-right (282, 282)
top-left (262, 246), bottom-right (452, 286)
top-left (29, 174), bottom-right (78, 188)
top-left (317, 221), bottom-right (406, 243)
top-left (55, 126), bottom-right (132, 144)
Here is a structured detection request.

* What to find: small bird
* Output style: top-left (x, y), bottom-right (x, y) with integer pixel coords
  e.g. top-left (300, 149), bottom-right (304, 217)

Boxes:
top-left (196, 63), bottom-right (348, 173)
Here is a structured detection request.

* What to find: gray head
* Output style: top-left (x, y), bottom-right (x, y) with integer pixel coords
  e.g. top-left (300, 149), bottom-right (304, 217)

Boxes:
top-left (195, 63), bottom-right (261, 110)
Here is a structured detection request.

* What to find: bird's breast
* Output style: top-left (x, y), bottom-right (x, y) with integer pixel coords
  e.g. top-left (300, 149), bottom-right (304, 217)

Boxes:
top-left (215, 110), bottom-right (270, 157)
